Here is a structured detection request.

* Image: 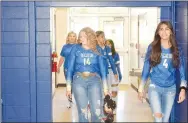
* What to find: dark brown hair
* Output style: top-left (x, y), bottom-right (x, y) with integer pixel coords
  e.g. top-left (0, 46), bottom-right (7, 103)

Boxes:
top-left (106, 39), bottom-right (116, 57)
top-left (150, 21), bottom-right (179, 68)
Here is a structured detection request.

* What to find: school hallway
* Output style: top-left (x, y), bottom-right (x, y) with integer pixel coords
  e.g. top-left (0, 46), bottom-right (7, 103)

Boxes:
top-left (52, 85), bottom-right (153, 122)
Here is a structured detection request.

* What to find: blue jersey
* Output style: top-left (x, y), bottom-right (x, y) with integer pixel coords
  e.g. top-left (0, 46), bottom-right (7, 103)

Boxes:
top-left (113, 53), bottom-right (122, 81)
top-left (97, 45), bottom-right (117, 75)
top-left (141, 44), bottom-right (187, 88)
top-left (66, 44), bottom-right (108, 90)
top-left (60, 44), bottom-right (76, 70)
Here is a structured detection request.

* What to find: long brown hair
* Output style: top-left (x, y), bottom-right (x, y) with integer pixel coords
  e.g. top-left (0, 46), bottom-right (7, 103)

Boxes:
top-left (106, 39), bottom-right (116, 57)
top-left (150, 21), bottom-right (179, 68)
top-left (78, 27), bottom-right (99, 54)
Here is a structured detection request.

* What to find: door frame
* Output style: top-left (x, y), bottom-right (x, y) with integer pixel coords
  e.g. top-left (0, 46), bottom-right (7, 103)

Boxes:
top-left (33, 1), bottom-right (174, 122)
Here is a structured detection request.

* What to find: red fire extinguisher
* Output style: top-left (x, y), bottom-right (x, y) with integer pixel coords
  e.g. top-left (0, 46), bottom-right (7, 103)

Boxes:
top-left (52, 51), bottom-right (58, 72)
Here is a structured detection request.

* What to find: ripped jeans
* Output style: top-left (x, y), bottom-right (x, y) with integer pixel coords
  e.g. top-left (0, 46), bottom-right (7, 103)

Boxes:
top-left (148, 82), bottom-right (176, 122)
top-left (72, 73), bottom-right (103, 122)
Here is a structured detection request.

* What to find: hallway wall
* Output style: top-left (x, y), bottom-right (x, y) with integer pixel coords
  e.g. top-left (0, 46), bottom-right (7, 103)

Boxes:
top-left (174, 1), bottom-right (188, 122)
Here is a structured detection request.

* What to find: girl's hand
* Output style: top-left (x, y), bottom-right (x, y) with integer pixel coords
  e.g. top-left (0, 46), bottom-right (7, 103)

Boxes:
top-left (177, 89), bottom-right (186, 103)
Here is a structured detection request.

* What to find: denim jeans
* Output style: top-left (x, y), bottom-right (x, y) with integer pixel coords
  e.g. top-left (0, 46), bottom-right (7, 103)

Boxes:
top-left (64, 68), bottom-right (67, 80)
top-left (72, 73), bottom-right (103, 122)
top-left (107, 69), bottom-right (119, 92)
top-left (148, 82), bottom-right (176, 122)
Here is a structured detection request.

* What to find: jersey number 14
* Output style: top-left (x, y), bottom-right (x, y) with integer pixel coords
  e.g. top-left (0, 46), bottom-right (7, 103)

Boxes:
top-left (84, 58), bottom-right (91, 65)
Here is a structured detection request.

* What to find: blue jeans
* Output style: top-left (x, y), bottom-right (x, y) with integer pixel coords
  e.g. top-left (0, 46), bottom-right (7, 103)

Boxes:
top-left (148, 82), bottom-right (176, 122)
top-left (64, 68), bottom-right (67, 80)
top-left (72, 73), bottom-right (103, 122)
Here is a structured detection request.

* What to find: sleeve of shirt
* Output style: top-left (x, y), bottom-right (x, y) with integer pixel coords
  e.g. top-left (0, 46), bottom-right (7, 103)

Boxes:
top-left (139, 44), bottom-right (152, 92)
top-left (178, 47), bottom-right (187, 88)
top-left (97, 45), bottom-right (108, 77)
top-left (115, 53), bottom-right (122, 81)
top-left (98, 55), bottom-right (108, 93)
top-left (106, 46), bottom-right (117, 75)
top-left (66, 45), bottom-right (77, 91)
top-left (60, 45), bottom-right (66, 57)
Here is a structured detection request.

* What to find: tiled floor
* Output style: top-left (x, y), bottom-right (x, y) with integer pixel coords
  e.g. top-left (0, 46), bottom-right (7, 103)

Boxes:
top-left (52, 85), bottom-right (154, 122)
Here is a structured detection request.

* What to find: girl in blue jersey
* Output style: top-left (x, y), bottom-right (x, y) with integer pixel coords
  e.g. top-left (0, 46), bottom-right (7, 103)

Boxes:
top-left (57, 31), bottom-right (77, 108)
top-left (106, 39), bottom-right (122, 114)
top-left (66, 27), bottom-right (108, 122)
top-left (96, 31), bottom-right (118, 119)
top-left (96, 31), bottom-right (118, 81)
top-left (138, 21), bottom-right (187, 122)
top-left (57, 31), bottom-right (77, 78)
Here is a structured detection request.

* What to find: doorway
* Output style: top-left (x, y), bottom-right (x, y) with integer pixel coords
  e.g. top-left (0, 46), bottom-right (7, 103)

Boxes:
top-left (51, 7), bottom-right (159, 122)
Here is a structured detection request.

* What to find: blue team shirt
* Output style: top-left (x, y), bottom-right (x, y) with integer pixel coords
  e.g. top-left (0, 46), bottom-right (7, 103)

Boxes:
top-left (96, 45), bottom-right (117, 75)
top-left (66, 44), bottom-right (107, 88)
top-left (141, 44), bottom-right (187, 87)
top-left (60, 44), bottom-right (76, 70)
top-left (112, 53), bottom-right (122, 81)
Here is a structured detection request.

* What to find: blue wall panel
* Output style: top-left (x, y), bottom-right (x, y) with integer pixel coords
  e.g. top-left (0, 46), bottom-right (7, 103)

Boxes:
top-left (36, 32), bottom-right (50, 43)
top-left (4, 93), bottom-right (30, 106)
top-left (2, 19), bottom-right (29, 31)
top-left (4, 106), bottom-right (30, 118)
top-left (1, 2), bottom-right (31, 122)
top-left (2, 2), bottom-right (28, 7)
top-left (2, 44), bottom-right (29, 56)
top-left (2, 69), bottom-right (29, 82)
top-left (28, 2), bottom-right (37, 122)
top-left (36, 44), bottom-right (51, 56)
top-left (174, 1), bottom-right (188, 122)
top-left (36, 7), bottom-right (50, 19)
top-left (2, 82), bottom-right (30, 95)
top-left (37, 57), bottom-right (51, 69)
top-left (37, 68), bottom-right (51, 81)
top-left (2, 32), bottom-right (29, 44)
top-left (37, 19), bottom-right (50, 31)
top-left (35, 4), bottom-right (52, 121)
top-left (161, 7), bottom-right (171, 19)
top-left (3, 57), bottom-right (29, 68)
top-left (2, 7), bottom-right (28, 18)
top-left (37, 81), bottom-right (51, 93)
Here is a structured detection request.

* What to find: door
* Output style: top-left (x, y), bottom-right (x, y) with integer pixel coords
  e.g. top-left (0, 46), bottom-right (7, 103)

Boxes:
top-left (101, 17), bottom-right (129, 84)
top-left (129, 12), bottom-right (148, 86)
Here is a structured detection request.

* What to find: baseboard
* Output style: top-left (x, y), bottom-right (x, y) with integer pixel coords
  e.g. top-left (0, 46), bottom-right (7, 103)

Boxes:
top-left (57, 83), bottom-right (66, 87)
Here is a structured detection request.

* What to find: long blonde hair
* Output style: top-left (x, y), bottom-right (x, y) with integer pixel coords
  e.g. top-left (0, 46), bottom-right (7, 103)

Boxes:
top-left (78, 27), bottom-right (99, 54)
top-left (66, 31), bottom-right (77, 44)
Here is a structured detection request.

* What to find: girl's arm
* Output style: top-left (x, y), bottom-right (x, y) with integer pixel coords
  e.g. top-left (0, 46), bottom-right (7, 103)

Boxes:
top-left (138, 45), bottom-right (152, 92)
top-left (66, 45), bottom-right (77, 91)
top-left (99, 55), bottom-right (108, 94)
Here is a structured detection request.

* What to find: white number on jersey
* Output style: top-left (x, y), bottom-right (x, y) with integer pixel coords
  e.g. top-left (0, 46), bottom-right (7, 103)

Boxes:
top-left (163, 59), bottom-right (168, 68)
top-left (84, 58), bottom-right (91, 65)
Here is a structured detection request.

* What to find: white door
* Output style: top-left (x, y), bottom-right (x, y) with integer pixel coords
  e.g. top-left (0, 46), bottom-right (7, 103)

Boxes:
top-left (100, 17), bottom-right (129, 84)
